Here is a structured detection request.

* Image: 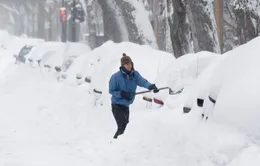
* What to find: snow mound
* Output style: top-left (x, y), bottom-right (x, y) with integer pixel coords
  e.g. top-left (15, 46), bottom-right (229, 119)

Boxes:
top-left (73, 41), bottom-right (174, 105)
top-left (29, 42), bottom-right (64, 63)
top-left (0, 30), bottom-right (44, 55)
top-left (43, 42), bottom-right (91, 69)
top-left (209, 36), bottom-right (260, 134)
top-left (182, 36), bottom-right (260, 135)
top-left (181, 55), bottom-right (226, 111)
top-left (152, 51), bottom-right (219, 105)
top-left (1, 34), bottom-right (260, 166)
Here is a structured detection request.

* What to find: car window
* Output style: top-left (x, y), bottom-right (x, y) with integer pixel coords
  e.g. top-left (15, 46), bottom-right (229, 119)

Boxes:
top-left (62, 57), bottom-right (77, 71)
top-left (19, 46), bottom-right (33, 57)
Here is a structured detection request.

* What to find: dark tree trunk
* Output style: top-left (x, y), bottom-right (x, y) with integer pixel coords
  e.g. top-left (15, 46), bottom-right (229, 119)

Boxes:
top-left (168, 0), bottom-right (192, 58)
top-left (115, 0), bottom-right (144, 44)
top-left (186, 0), bottom-right (219, 53)
top-left (97, 0), bottom-right (127, 43)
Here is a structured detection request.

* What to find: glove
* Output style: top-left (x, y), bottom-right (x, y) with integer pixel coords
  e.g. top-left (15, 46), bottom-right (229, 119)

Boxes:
top-left (120, 91), bottom-right (135, 100)
top-left (149, 84), bottom-right (159, 93)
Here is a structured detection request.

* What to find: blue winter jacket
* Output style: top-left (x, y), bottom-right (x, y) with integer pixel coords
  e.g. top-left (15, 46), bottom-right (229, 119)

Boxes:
top-left (109, 67), bottom-right (152, 107)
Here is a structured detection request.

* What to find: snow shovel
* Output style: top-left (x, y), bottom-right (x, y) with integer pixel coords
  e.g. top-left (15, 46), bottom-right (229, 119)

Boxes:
top-left (169, 87), bottom-right (184, 95)
top-left (135, 87), bottom-right (170, 95)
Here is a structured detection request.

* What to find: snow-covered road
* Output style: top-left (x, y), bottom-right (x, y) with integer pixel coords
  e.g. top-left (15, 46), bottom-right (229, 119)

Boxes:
top-left (0, 64), bottom-right (259, 166)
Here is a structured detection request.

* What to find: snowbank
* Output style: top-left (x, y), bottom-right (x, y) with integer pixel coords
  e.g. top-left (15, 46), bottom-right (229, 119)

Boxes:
top-left (140, 51), bottom-right (219, 109)
top-left (181, 55), bottom-right (226, 111)
top-left (181, 36), bottom-right (260, 135)
top-left (66, 41), bottom-right (174, 105)
top-left (0, 30), bottom-right (12, 48)
top-left (1, 63), bottom-right (259, 166)
top-left (66, 41), bottom-right (174, 87)
top-left (0, 30), bottom-right (43, 55)
top-left (0, 31), bottom-right (43, 79)
top-left (29, 42), bottom-right (64, 64)
top-left (91, 41), bottom-right (173, 88)
top-left (1, 34), bottom-right (260, 166)
top-left (43, 42), bottom-right (91, 69)
top-left (64, 42), bottom-right (91, 59)
top-left (0, 49), bottom-right (17, 80)
top-left (208, 36), bottom-right (260, 134)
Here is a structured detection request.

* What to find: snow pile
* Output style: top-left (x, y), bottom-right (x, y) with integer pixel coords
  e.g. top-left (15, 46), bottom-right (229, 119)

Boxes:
top-left (0, 30), bottom-right (44, 55)
top-left (1, 35), bottom-right (260, 165)
top-left (0, 50), bottom-right (16, 80)
top-left (64, 42), bottom-right (91, 59)
top-left (181, 55), bottom-right (226, 110)
top-left (207, 37), bottom-right (260, 134)
top-left (144, 51), bottom-right (219, 107)
top-left (0, 31), bottom-right (43, 79)
top-left (66, 41), bottom-right (173, 87)
top-left (64, 41), bottom-right (174, 106)
top-left (13, 36), bottom-right (44, 50)
top-left (64, 52), bottom-right (91, 84)
top-left (0, 64), bottom-right (260, 166)
top-left (64, 41), bottom-right (117, 85)
top-left (179, 36), bottom-right (260, 136)
top-left (87, 41), bottom-right (173, 105)
top-left (0, 30), bottom-right (12, 48)
top-left (29, 42), bottom-right (64, 63)
top-left (43, 42), bottom-right (91, 70)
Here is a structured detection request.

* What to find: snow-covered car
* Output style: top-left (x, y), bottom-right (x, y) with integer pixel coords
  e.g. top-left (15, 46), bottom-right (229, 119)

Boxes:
top-left (14, 45), bottom-right (34, 64)
top-left (80, 41), bottom-right (174, 106)
top-left (181, 36), bottom-right (260, 133)
top-left (55, 55), bottom-right (78, 81)
top-left (40, 51), bottom-right (56, 69)
top-left (27, 42), bottom-right (63, 67)
top-left (38, 42), bottom-right (92, 83)
top-left (42, 42), bottom-right (91, 70)
top-left (151, 51), bottom-right (219, 107)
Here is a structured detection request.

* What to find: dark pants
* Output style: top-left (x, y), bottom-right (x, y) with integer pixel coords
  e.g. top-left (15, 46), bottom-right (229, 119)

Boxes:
top-left (112, 104), bottom-right (129, 139)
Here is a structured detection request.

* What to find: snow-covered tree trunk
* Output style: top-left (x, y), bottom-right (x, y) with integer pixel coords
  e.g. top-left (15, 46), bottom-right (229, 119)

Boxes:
top-left (223, 0), bottom-right (260, 52)
top-left (168, 0), bottom-right (192, 58)
top-left (96, 0), bottom-right (157, 48)
top-left (116, 0), bottom-right (158, 48)
top-left (233, 0), bottom-right (258, 44)
top-left (115, 0), bottom-right (143, 44)
top-left (186, 0), bottom-right (220, 53)
top-left (223, 1), bottom-right (238, 52)
top-left (97, 0), bottom-right (129, 43)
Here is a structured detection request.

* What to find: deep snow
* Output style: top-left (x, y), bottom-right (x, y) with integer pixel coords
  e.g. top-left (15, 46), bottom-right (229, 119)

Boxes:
top-left (1, 64), bottom-right (260, 166)
top-left (1, 32), bottom-right (260, 166)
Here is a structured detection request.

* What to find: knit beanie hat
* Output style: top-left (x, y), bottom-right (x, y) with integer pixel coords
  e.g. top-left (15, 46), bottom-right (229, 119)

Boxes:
top-left (121, 53), bottom-right (132, 66)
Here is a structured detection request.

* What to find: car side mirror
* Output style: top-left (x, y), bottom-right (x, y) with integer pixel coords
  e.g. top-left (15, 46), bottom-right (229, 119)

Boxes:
top-left (85, 77), bottom-right (91, 83)
top-left (55, 66), bottom-right (62, 72)
top-left (13, 54), bottom-right (18, 58)
top-left (76, 74), bottom-right (82, 80)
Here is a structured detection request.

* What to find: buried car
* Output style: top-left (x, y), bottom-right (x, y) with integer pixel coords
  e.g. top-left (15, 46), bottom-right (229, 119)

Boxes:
top-left (181, 37), bottom-right (260, 127)
top-left (14, 45), bottom-right (34, 64)
top-left (27, 42), bottom-right (63, 67)
top-left (54, 55), bottom-right (78, 81)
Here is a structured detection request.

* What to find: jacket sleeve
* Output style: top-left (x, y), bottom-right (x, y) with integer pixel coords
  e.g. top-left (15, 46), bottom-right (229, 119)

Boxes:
top-left (109, 75), bottom-right (122, 98)
top-left (135, 71), bottom-right (152, 89)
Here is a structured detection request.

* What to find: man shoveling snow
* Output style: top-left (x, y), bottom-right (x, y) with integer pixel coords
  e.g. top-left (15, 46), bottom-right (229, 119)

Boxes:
top-left (109, 53), bottom-right (159, 140)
